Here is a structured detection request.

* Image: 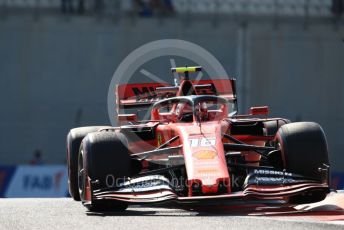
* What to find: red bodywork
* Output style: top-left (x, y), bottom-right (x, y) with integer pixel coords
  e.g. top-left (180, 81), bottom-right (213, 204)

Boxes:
top-left (117, 79), bottom-right (237, 196)
top-left (81, 77), bottom-right (329, 205)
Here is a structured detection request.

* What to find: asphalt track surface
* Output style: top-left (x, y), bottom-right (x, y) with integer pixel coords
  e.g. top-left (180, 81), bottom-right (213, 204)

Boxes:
top-left (1, 193), bottom-right (344, 230)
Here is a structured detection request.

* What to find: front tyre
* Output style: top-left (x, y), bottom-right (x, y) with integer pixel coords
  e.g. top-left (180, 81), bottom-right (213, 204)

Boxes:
top-left (67, 126), bottom-right (111, 201)
top-left (275, 122), bottom-right (330, 204)
top-left (78, 131), bottom-right (131, 212)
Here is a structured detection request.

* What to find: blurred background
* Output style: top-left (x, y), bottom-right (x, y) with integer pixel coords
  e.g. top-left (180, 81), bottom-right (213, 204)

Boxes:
top-left (0, 0), bottom-right (343, 197)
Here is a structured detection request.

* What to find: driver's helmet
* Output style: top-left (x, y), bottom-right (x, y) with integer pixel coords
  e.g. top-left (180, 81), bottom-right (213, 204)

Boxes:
top-left (196, 102), bottom-right (208, 121)
top-left (176, 102), bottom-right (192, 120)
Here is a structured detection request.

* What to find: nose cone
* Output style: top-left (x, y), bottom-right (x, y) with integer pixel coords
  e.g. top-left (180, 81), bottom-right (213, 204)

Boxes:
top-left (179, 123), bottom-right (230, 196)
top-left (190, 148), bottom-right (229, 194)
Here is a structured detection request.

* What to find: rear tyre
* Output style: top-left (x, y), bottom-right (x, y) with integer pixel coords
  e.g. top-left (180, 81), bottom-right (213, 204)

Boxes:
top-left (264, 119), bottom-right (290, 149)
top-left (275, 122), bottom-right (330, 204)
top-left (79, 131), bottom-right (131, 212)
top-left (264, 119), bottom-right (290, 136)
top-left (66, 126), bottom-right (111, 201)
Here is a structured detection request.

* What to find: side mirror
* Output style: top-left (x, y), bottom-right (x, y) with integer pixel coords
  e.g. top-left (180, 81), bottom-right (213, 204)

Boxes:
top-left (250, 106), bottom-right (269, 116)
top-left (117, 114), bottom-right (137, 124)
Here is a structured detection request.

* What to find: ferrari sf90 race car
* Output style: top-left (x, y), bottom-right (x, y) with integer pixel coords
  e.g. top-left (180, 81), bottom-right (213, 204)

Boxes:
top-left (67, 66), bottom-right (330, 212)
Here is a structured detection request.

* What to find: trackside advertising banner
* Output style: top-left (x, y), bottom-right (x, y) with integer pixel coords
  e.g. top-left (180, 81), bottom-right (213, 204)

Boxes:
top-left (0, 166), bottom-right (16, 197)
top-left (331, 172), bottom-right (344, 190)
top-left (0, 165), bottom-right (68, 198)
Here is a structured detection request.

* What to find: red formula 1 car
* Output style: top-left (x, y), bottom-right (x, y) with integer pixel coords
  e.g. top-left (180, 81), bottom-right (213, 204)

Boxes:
top-left (67, 66), bottom-right (330, 212)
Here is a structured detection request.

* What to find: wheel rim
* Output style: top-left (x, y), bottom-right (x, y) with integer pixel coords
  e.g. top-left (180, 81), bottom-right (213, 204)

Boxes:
top-left (78, 149), bottom-right (85, 200)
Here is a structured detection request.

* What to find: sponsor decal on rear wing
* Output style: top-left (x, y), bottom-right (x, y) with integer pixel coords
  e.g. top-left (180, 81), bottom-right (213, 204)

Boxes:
top-left (116, 82), bottom-right (171, 110)
top-left (115, 79), bottom-right (237, 111)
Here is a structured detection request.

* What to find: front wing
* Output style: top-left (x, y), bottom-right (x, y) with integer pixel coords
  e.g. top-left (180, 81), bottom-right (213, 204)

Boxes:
top-left (90, 170), bottom-right (329, 205)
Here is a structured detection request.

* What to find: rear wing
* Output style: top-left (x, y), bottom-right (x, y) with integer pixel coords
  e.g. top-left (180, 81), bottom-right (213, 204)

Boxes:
top-left (192, 79), bottom-right (237, 101)
top-left (115, 79), bottom-right (237, 114)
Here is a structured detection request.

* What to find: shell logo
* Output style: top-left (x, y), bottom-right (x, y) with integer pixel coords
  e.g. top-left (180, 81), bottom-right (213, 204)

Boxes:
top-left (193, 150), bottom-right (217, 160)
top-left (157, 133), bottom-right (163, 146)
